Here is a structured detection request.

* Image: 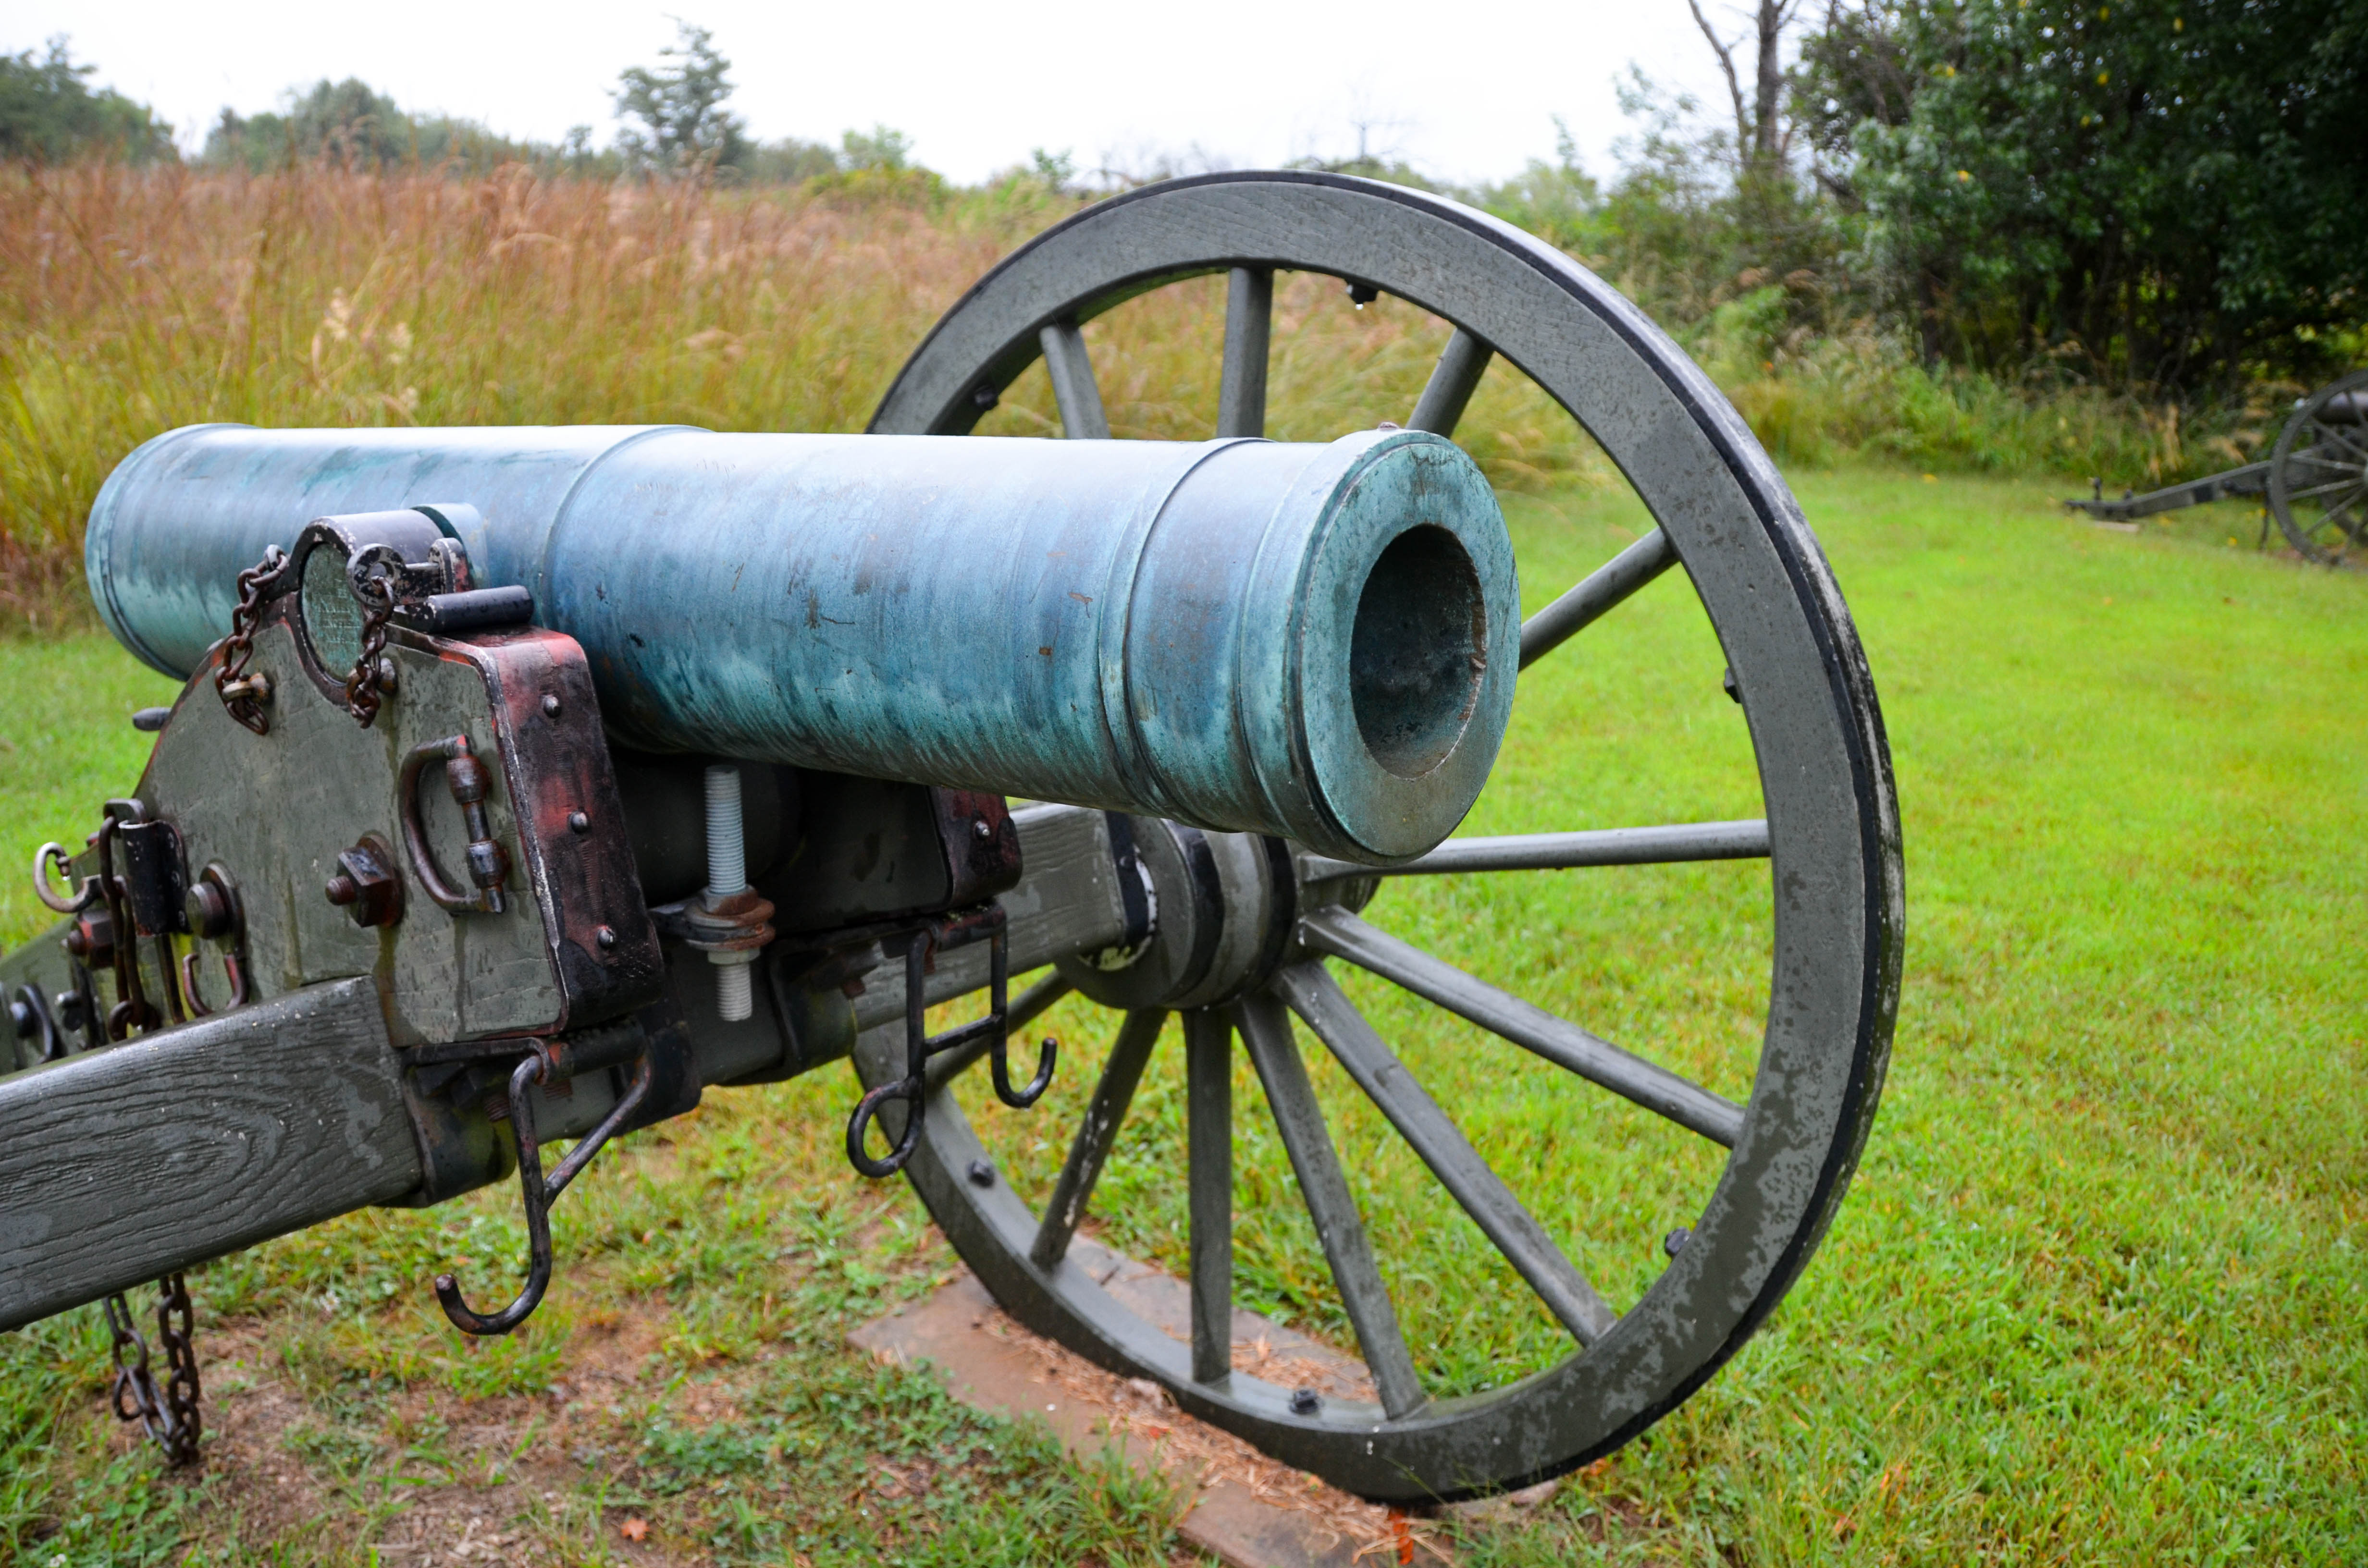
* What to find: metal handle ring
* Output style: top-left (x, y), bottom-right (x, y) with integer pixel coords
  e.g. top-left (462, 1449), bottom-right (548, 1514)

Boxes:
top-left (397, 735), bottom-right (499, 913)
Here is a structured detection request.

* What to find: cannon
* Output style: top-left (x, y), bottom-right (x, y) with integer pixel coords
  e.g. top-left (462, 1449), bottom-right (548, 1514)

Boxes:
top-left (2066, 370), bottom-right (2368, 563)
top-left (0, 172), bottom-right (1901, 1503)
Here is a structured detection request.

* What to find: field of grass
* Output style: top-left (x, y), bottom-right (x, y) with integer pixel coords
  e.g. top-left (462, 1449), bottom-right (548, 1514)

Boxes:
top-left (1, 462), bottom-right (2361, 1565)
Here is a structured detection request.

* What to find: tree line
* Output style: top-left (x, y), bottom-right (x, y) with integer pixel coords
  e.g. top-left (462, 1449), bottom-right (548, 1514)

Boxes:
top-left (4, 7), bottom-right (2363, 394)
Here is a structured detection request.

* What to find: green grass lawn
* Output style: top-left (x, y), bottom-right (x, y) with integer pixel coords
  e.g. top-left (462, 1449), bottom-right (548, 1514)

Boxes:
top-left (1, 466), bottom-right (2362, 1565)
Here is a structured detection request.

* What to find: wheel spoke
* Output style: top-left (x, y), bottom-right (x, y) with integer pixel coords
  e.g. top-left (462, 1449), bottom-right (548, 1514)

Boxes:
top-left (1298, 820), bottom-right (1769, 883)
top-left (927, 970), bottom-right (1073, 1090)
top-left (1216, 267), bottom-right (1272, 440)
top-left (1408, 328), bottom-right (1493, 437)
top-left (1185, 1007), bottom-right (1234, 1383)
top-left (1298, 907), bottom-right (1744, 1147)
top-left (1030, 1008), bottom-right (1165, 1269)
top-left (1039, 320), bottom-right (1110, 439)
top-left (2308, 486), bottom-right (2368, 534)
top-left (1273, 962), bottom-right (1618, 1345)
top-left (2307, 422), bottom-right (2368, 462)
top-left (1233, 991), bottom-right (1427, 1419)
top-left (1519, 528), bottom-right (1680, 670)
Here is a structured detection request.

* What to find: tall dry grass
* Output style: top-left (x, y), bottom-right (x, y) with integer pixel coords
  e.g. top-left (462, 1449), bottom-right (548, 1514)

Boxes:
top-left (0, 164), bottom-right (1611, 631)
top-left (0, 165), bottom-right (994, 625)
top-left (5, 163), bottom-right (2237, 633)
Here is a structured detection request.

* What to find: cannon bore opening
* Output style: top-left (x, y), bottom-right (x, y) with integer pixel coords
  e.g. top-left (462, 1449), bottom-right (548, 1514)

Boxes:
top-left (1350, 524), bottom-right (1486, 779)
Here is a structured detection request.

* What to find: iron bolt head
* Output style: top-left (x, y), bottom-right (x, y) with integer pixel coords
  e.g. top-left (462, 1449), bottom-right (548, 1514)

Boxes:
top-left (185, 881), bottom-right (234, 939)
top-left (542, 694), bottom-right (562, 717)
top-left (326, 840), bottom-right (403, 928)
top-left (130, 706), bottom-right (171, 733)
top-left (1663, 1226), bottom-right (1692, 1258)
top-left (595, 926), bottom-right (618, 950)
top-left (972, 817), bottom-right (994, 841)
top-left (966, 1159), bottom-right (996, 1188)
top-left (62, 910), bottom-right (113, 964)
top-left (568, 811), bottom-right (591, 833)
top-left (1290, 1387), bottom-right (1321, 1415)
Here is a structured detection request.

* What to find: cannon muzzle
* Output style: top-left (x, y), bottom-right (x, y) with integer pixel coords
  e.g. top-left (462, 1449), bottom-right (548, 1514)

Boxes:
top-left (87, 426), bottom-right (1516, 862)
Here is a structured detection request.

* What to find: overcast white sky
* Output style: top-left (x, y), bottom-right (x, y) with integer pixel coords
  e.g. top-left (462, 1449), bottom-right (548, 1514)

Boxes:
top-left (5, 1), bottom-right (1750, 188)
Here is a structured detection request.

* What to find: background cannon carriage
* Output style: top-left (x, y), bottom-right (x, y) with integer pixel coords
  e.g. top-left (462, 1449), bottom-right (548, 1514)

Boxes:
top-left (2066, 370), bottom-right (2368, 564)
top-left (0, 172), bottom-right (1900, 1505)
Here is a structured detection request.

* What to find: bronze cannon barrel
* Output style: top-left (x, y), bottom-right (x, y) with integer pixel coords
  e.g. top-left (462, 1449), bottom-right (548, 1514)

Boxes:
top-left (87, 425), bottom-right (1518, 862)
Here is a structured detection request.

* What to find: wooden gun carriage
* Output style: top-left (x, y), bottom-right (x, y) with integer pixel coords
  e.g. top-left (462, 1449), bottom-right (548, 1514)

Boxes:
top-left (2066, 371), bottom-right (2368, 562)
top-left (0, 173), bottom-right (1901, 1503)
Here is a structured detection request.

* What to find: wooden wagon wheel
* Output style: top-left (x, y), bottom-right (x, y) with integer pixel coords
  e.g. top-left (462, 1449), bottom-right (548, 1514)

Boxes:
top-left (2269, 369), bottom-right (2368, 565)
top-left (862, 171), bottom-right (1903, 1503)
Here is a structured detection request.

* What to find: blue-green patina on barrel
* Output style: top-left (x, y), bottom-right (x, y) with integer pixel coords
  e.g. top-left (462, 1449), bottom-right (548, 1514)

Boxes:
top-left (86, 426), bottom-right (1516, 862)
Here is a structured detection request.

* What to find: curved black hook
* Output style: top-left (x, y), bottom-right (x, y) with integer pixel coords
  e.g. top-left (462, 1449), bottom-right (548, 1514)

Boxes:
top-left (840, 916), bottom-right (1062, 1179)
top-left (991, 1033), bottom-right (1057, 1109)
top-left (845, 1075), bottom-right (927, 1178)
top-left (436, 1045), bottom-right (654, 1336)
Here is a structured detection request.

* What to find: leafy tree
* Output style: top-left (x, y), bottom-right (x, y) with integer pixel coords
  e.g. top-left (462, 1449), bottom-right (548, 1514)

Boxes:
top-left (203, 79), bottom-right (539, 172)
top-left (740, 137), bottom-right (838, 183)
top-left (1688, 0), bottom-right (1806, 168)
top-left (838, 124), bottom-right (913, 173)
top-left (1801, 0), bottom-right (2368, 386)
top-left (0, 37), bottom-right (174, 164)
top-left (614, 22), bottom-right (746, 174)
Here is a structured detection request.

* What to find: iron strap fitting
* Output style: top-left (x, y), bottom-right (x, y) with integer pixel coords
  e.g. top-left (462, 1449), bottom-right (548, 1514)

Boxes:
top-left (844, 904), bottom-right (1057, 1179)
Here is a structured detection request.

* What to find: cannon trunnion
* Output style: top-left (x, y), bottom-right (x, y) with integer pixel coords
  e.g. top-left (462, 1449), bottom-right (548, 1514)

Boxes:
top-left (1, 171), bottom-right (1901, 1506)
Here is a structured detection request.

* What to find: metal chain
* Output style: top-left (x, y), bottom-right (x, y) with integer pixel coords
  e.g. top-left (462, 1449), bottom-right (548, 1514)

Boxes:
top-left (104, 1272), bottom-right (200, 1466)
top-left (156, 1273), bottom-right (202, 1463)
top-left (214, 546), bottom-right (287, 736)
top-left (343, 578), bottom-right (395, 728)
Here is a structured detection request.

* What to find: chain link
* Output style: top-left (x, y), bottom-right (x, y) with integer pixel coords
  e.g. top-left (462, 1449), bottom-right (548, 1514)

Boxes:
top-left (214, 546), bottom-right (287, 736)
top-left (104, 1272), bottom-right (201, 1466)
top-left (343, 576), bottom-right (395, 728)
